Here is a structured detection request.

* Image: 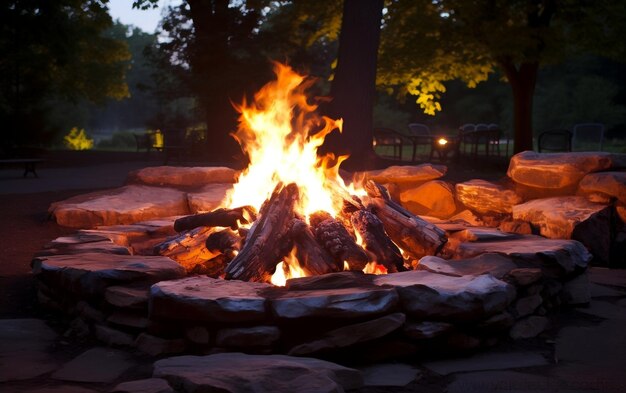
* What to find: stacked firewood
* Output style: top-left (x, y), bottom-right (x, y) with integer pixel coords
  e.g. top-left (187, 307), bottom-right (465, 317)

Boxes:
top-left (156, 181), bottom-right (447, 283)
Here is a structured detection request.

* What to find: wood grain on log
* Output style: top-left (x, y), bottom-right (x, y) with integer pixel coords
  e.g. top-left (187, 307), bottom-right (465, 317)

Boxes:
top-left (365, 180), bottom-right (447, 259)
top-left (290, 219), bottom-right (341, 275)
top-left (224, 183), bottom-right (299, 282)
top-left (205, 228), bottom-right (241, 261)
top-left (350, 210), bottom-right (403, 272)
top-left (310, 211), bottom-right (369, 270)
top-left (173, 206), bottom-right (256, 232)
top-left (154, 226), bottom-right (217, 271)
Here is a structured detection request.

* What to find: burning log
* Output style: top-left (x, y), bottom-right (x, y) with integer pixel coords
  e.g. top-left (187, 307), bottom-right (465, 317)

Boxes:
top-left (189, 254), bottom-right (229, 278)
top-left (205, 228), bottom-right (242, 261)
top-left (365, 180), bottom-right (447, 259)
top-left (310, 211), bottom-right (369, 270)
top-left (290, 219), bottom-right (341, 275)
top-left (173, 206), bottom-right (256, 232)
top-left (224, 183), bottom-right (299, 282)
top-left (350, 210), bottom-right (404, 272)
top-left (154, 227), bottom-right (217, 271)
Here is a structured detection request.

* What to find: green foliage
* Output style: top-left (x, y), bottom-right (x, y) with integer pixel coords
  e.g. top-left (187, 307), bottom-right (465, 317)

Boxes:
top-left (64, 127), bottom-right (94, 150)
top-left (0, 0), bottom-right (131, 149)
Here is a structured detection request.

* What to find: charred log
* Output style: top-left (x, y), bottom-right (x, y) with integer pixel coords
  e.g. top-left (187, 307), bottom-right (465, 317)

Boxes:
top-left (189, 254), bottom-right (228, 278)
top-left (154, 227), bottom-right (217, 271)
top-left (205, 228), bottom-right (242, 261)
top-left (310, 211), bottom-right (369, 270)
top-left (224, 183), bottom-right (299, 282)
top-left (173, 206), bottom-right (256, 232)
top-left (290, 219), bottom-right (341, 275)
top-left (350, 210), bottom-right (403, 272)
top-left (365, 180), bottom-right (447, 259)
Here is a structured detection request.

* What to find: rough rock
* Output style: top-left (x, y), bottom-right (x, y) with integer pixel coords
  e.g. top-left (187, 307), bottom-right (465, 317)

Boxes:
top-left (136, 333), bottom-right (186, 356)
top-left (49, 185), bottom-right (189, 228)
top-left (498, 219), bottom-right (533, 235)
top-left (477, 312), bottom-right (515, 331)
top-left (453, 235), bottom-right (591, 277)
top-left (94, 324), bottom-right (136, 347)
top-left (187, 183), bottom-right (233, 213)
top-left (52, 347), bottom-right (134, 383)
top-left (216, 326), bottom-right (281, 348)
top-left (374, 271), bottom-right (515, 321)
top-left (561, 272), bottom-right (591, 305)
top-left (507, 268), bottom-right (543, 286)
top-left (514, 294), bottom-right (543, 318)
top-left (127, 166), bottom-right (238, 187)
top-left (107, 311), bottom-right (150, 329)
top-left (270, 286), bottom-right (398, 320)
top-left (37, 234), bottom-right (131, 256)
top-left (509, 316), bottom-right (549, 339)
top-left (399, 180), bottom-right (457, 218)
top-left (288, 313), bottom-right (405, 356)
top-left (80, 221), bottom-right (176, 247)
top-left (359, 164), bottom-right (447, 185)
top-left (185, 326), bottom-right (210, 345)
top-left (456, 179), bottom-right (522, 214)
top-left (112, 378), bottom-right (175, 393)
top-left (359, 363), bottom-right (420, 387)
top-left (450, 227), bottom-right (520, 242)
top-left (507, 151), bottom-right (626, 190)
top-left (578, 171), bottom-right (626, 203)
top-left (105, 285), bottom-right (150, 309)
top-left (150, 276), bottom-right (272, 323)
top-left (403, 321), bottom-right (454, 339)
top-left (513, 196), bottom-right (612, 263)
top-left (0, 319), bottom-right (59, 382)
top-left (418, 253), bottom-right (517, 279)
top-left (153, 353), bottom-right (363, 392)
top-left (32, 253), bottom-right (185, 297)
top-left (512, 196), bottom-right (609, 239)
top-left (285, 271), bottom-right (376, 291)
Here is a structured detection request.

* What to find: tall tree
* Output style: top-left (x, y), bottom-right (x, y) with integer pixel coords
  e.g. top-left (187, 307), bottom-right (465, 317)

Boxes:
top-left (379, 0), bottom-right (626, 153)
top-left (0, 0), bottom-right (130, 150)
top-left (322, 0), bottom-right (384, 169)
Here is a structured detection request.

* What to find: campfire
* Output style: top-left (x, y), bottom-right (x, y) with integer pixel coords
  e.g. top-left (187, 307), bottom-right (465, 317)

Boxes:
top-left (160, 63), bottom-right (447, 285)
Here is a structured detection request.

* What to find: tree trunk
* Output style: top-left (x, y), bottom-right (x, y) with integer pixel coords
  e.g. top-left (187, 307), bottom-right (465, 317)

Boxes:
top-left (500, 59), bottom-right (538, 154)
top-left (322, 0), bottom-right (384, 170)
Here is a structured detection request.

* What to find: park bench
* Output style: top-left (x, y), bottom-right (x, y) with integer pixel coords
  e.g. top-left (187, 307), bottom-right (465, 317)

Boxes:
top-left (0, 158), bottom-right (45, 178)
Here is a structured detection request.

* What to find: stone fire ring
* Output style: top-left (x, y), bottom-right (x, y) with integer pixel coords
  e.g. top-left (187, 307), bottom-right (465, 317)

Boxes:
top-left (35, 162), bottom-right (602, 362)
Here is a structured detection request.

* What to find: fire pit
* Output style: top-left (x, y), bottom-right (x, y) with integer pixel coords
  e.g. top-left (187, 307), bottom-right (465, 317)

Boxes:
top-left (34, 64), bottom-right (625, 360)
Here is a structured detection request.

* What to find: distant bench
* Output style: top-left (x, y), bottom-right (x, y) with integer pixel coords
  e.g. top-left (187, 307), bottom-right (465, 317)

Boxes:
top-left (0, 158), bottom-right (45, 178)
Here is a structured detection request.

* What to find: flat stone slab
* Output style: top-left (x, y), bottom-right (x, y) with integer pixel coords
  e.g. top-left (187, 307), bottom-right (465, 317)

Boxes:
top-left (52, 347), bottom-right (134, 383)
top-left (556, 320), bottom-right (626, 367)
top-left (507, 151), bottom-right (626, 189)
top-left (49, 185), bottom-right (189, 228)
top-left (422, 351), bottom-right (549, 375)
top-left (288, 313), bottom-right (406, 355)
top-left (399, 180), bottom-right (456, 218)
top-left (359, 363), bottom-right (420, 387)
top-left (589, 267), bottom-right (626, 288)
top-left (216, 326), bottom-right (281, 348)
top-left (187, 183), bottom-right (233, 213)
top-left (32, 253), bottom-right (185, 297)
top-left (359, 164), bottom-right (447, 184)
top-left (36, 234), bottom-right (131, 256)
top-left (80, 221), bottom-right (177, 247)
top-left (512, 196), bottom-right (609, 239)
top-left (418, 253), bottom-right (518, 279)
top-left (150, 276), bottom-right (272, 323)
top-left (127, 166), bottom-right (238, 187)
top-left (112, 378), bottom-right (175, 393)
top-left (374, 271), bottom-right (515, 321)
top-left (153, 353), bottom-right (363, 392)
top-left (270, 285), bottom-right (398, 320)
top-left (105, 285), bottom-right (150, 308)
top-left (0, 319), bottom-right (59, 382)
top-left (456, 179), bottom-right (522, 214)
top-left (451, 227), bottom-right (520, 242)
top-left (453, 235), bottom-right (591, 276)
top-left (578, 171), bottom-right (626, 203)
top-left (446, 370), bottom-right (557, 393)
